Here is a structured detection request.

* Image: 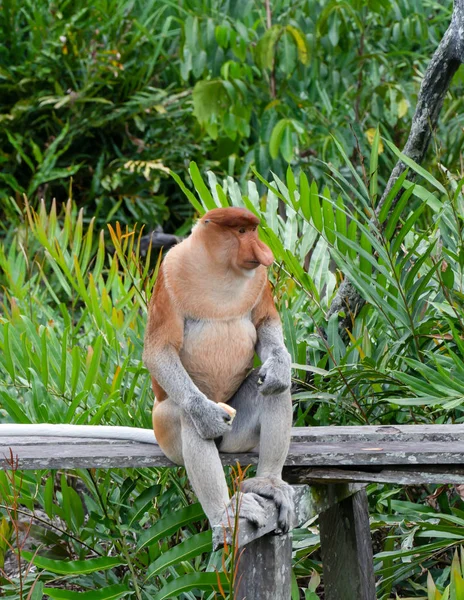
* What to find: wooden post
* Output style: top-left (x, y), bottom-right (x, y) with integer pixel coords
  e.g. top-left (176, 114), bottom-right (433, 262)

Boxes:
top-left (212, 484), bottom-right (365, 600)
top-left (318, 486), bottom-right (376, 600)
top-left (235, 533), bottom-right (292, 599)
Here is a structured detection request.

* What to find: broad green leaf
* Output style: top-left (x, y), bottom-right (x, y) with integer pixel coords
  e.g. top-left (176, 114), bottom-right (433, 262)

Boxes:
top-left (22, 552), bottom-right (124, 575)
top-left (359, 232), bottom-right (372, 277)
top-left (137, 503), bottom-right (205, 550)
top-left (299, 171), bottom-right (310, 221)
top-left (322, 187), bottom-right (335, 244)
top-left (189, 162), bottom-right (217, 210)
top-left (286, 26), bottom-right (309, 65)
top-left (335, 195), bottom-right (347, 254)
top-left (286, 166), bottom-right (298, 210)
top-left (153, 572), bottom-right (229, 600)
top-left (269, 119), bottom-right (289, 160)
top-left (281, 123), bottom-right (294, 163)
top-left (255, 25), bottom-right (283, 70)
top-left (0, 390), bottom-right (32, 423)
top-left (128, 484), bottom-right (161, 526)
top-left (310, 181), bottom-right (322, 232)
top-left (146, 531), bottom-right (212, 579)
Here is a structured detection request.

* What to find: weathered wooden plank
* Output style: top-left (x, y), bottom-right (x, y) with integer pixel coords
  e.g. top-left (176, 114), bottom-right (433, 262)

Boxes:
top-left (284, 466), bottom-right (464, 485)
top-left (0, 439), bottom-right (173, 470)
top-left (3, 424), bottom-right (464, 473)
top-left (291, 424), bottom-right (464, 443)
top-left (319, 487), bottom-right (376, 600)
top-left (4, 436), bottom-right (464, 470)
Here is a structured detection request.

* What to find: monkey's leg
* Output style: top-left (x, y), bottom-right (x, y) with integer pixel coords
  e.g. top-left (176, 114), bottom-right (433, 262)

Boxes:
top-left (219, 369), bottom-right (294, 532)
top-left (153, 399), bottom-right (268, 527)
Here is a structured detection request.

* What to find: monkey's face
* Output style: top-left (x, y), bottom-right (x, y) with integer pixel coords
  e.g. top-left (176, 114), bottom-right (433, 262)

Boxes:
top-left (232, 225), bottom-right (274, 272)
top-left (198, 207), bottom-right (274, 275)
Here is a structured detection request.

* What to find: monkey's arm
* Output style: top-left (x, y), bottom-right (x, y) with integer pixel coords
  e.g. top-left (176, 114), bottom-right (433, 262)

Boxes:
top-left (253, 282), bottom-right (292, 395)
top-left (143, 268), bottom-right (233, 439)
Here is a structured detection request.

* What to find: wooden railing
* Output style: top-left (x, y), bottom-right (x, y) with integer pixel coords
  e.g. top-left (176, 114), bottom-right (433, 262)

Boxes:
top-left (2, 424), bottom-right (464, 599)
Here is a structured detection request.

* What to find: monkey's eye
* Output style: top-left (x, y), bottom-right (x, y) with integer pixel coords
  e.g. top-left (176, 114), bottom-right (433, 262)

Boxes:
top-left (238, 227), bottom-right (246, 234)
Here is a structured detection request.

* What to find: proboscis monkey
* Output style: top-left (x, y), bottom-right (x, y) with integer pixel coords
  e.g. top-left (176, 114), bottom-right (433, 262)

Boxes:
top-left (142, 207), bottom-right (294, 531)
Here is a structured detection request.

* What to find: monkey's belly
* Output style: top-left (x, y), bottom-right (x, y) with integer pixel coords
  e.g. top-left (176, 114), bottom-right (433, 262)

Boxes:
top-left (180, 318), bottom-right (256, 403)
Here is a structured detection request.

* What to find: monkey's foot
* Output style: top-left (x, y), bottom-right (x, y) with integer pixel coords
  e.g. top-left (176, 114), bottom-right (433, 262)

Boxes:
top-left (221, 492), bottom-right (268, 529)
top-left (240, 476), bottom-right (295, 533)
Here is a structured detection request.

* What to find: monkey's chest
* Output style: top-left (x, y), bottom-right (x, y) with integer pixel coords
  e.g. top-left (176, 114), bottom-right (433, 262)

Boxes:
top-left (180, 317), bottom-right (256, 403)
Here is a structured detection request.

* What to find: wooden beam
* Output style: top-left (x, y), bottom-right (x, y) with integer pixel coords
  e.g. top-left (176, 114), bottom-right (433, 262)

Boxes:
top-left (319, 486), bottom-right (376, 600)
top-left (5, 432), bottom-right (464, 470)
top-left (284, 465), bottom-right (464, 485)
top-left (290, 424), bottom-right (464, 443)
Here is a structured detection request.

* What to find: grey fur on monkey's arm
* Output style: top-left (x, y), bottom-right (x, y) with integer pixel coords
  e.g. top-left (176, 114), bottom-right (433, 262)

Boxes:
top-left (143, 346), bottom-right (233, 439)
top-left (255, 319), bottom-right (292, 395)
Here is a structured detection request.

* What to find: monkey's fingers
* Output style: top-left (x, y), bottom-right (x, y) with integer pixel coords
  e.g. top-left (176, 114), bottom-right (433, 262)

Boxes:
top-left (217, 402), bottom-right (236, 424)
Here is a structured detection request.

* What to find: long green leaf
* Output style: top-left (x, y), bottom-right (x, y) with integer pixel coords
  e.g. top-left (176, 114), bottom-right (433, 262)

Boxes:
top-left (170, 170), bottom-right (205, 214)
top-left (146, 530), bottom-right (212, 579)
top-left (153, 572), bottom-right (229, 600)
top-left (22, 552), bottom-right (124, 575)
top-left (189, 162), bottom-right (217, 210)
top-left (384, 139), bottom-right (447, 194)
top-left (137, 503), bottom-right (205, 550)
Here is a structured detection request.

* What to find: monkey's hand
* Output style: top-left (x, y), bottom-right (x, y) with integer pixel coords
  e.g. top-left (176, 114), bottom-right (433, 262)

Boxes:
top-left (222, 492), bottom-right (268, 528)
top-left (240, 475), bottom-right (295, 533)
top-left (257, 349), bottom-right (291, 395)
top-left (186, 393), bottom-right (234, 440)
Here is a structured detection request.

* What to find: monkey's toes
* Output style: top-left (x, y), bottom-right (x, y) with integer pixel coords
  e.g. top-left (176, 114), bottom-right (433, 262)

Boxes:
top-left (240, 476), bottom-right (295, 533)
top-left (237, 492), bottom-right (267, 528)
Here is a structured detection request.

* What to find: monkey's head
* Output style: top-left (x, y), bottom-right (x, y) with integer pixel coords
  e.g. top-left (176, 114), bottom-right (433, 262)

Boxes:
top-left (196, 207), bottom-right (274, 274)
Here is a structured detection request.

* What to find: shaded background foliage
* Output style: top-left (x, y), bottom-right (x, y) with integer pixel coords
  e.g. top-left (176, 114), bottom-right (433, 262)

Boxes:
top-left (1, 0), bottom-right (463, 229)
top-left (2, 0), bottom-right (464, 599)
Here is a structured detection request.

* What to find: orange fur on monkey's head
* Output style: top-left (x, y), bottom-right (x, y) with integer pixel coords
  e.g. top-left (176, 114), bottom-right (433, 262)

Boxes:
top-left (195, 207), bottom-right (274, 273)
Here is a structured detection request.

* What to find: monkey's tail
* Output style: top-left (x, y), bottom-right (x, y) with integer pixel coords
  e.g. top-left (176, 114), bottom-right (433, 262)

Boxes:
top-left (0, 424), bottom-right (157, 444)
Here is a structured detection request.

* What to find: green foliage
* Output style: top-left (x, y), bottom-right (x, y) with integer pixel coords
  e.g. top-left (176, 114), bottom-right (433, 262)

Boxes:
top-left (0, 200), bottom-right (228, 598)
top-left (1, 1), bottom-right (464, 596)
top-left (180, 137), bottom-right (464, 595)
top-left (1, 0), bottom-right (462, 229)
top-left (427, 548), bottom-right (464, 599)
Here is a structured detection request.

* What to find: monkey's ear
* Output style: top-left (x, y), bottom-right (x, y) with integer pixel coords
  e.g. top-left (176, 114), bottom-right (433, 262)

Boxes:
top-left (201, 207), bottom-right (259, 228)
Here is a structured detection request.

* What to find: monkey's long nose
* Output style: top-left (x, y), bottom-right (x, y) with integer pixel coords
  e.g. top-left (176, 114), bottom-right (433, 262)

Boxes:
top-left (253, 239), bottom-right (274, 267)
